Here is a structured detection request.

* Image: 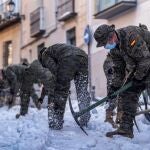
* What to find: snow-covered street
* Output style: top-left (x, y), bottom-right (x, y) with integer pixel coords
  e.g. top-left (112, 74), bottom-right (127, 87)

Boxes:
top-left (0, 100), bottom-right (150, 150)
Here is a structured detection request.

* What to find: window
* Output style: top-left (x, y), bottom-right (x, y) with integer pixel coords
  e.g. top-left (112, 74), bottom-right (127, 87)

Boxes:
top-left (30, 7), bottom-right (45, 37)
top-left (37, 43), bottom-right (45, 58)
top-left (57, 0), bottom-right (77, 21)
top-left (66, 27), bottom-right (76, 46)
top-left (100, 0), bottom-right (116, 11)
top-left (95, 0), bottom-right (137, 19)
top-left (3, 41), bottom-right (13, 67)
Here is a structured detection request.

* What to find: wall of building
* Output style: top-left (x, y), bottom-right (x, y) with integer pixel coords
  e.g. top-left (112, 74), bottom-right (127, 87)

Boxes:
top-left (1, 0), bottom-right (149, 97)
top-left (21, 0), bottom-right (88, 60)
top-left (89, 0), bottom-right (150, 97)
top-left (0, 23), bottom-right (21, 68)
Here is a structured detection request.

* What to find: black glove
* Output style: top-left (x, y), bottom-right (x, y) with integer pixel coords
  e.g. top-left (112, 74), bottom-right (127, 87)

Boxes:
top-left (107, 94), bottom-right (116, 100)
top-left (38, 97), bottom-right (43, 104)
top-left (10, 88), bottom-right (15, 95)
top-left (132, 78), bottom-right (144, 87)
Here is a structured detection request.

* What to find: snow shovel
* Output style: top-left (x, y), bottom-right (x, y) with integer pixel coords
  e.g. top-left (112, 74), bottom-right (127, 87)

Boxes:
top-left (69, 81), bottom-right (133, 135)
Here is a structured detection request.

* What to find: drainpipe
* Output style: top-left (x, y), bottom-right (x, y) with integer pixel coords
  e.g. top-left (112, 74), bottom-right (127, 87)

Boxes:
top-left (19, 0), bottom-right (23, 62)
top-left (87, 0), bottom-right (95, 99)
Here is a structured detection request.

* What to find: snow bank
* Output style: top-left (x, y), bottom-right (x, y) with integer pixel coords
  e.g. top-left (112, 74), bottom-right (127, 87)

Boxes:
top-left (0, 99), bottom-right (150, 150)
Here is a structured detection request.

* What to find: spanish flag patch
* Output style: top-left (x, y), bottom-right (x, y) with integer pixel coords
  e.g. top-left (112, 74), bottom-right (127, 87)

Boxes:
top-left (130, 40), bottom-right (136, 46)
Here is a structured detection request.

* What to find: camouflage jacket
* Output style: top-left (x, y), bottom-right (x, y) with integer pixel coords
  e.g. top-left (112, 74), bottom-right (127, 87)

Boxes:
top-left (112, 25), bottom-right (150, 81)
top-left (3, 65), bottom-right (27, 95)
top-left (21, 60), bottom-right (55, 96)
top-left (41, 43), bottom-right (88, 75)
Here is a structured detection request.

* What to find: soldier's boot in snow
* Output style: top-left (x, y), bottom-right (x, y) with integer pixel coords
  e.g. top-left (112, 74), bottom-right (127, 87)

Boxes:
top-left (15, 113), bottom-right (26, 119)
top-left (79, 112), bottom-right (91, 127)
top-left (74, 72), bottom-right (91, 127)
top-left (16, 113), bottom-right (21, 119)
top-left (106, 112), bottom-right (134, 138)
top-left (106, 126), bottom-right (134, 138)
top-left (48, 103), bottom-right (64, 130)
top-left (52, 110), bottom-right (64, 130)
top-left (105, 110), bottom-right (117, 128)
top-left (18, 93), bottom-right (30, 117)
top-left (48, 103), bottom-right (55, 128)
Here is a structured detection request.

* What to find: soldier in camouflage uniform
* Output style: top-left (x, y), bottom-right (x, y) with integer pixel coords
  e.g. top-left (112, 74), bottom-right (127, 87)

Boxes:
top-left (16, 59), bottom-right (54, 118)
top-left (39, 44), bottom-right (91, 130)
top-left (103, 54), bottom-right (126, 128)
top-left (0, 65), bottom-right (27, 109)
top-left (20, 58), bottom-right (43, 110)
top-left (94, 24), bottom-right (150, 138)
top-left (0, 60), bottom-right (54, 118)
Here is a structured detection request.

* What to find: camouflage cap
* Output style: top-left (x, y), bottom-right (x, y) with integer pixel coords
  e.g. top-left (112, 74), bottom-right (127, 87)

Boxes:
top-left (94, 24), bottom-right (115, 47)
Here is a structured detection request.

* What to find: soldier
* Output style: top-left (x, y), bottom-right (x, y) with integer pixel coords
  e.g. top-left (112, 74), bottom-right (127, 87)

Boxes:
top-left (20, 58), bottom-right (42, 110)
top-left (38, 44), bottom-right (91, 130)
top-left (0, 60), bottom-right (54, 118)
top-left (0, 64), bottom-right (27, 109)
top-left (94, 24), bottom-right (150, 138)
top-left (16, 59), bottom-right (54, 118)
top-left (103, 54), bottom-right (125, 128)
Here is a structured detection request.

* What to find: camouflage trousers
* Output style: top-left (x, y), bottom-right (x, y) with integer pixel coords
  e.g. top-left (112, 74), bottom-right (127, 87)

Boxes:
top-left (19, 88), bottom-right (39, 116)
top-left (48, 72), bottom-right (91, 129)
top-left (74, 72), bottom-right (91, 126)
top-left (0, 91), bottom-right (13, 107)
top-left (106, 97), bottom-right (117, 112)
top-left (117, 85), bottom-right (144, 132)
top-left (48, 55), bottom-right (91, 129)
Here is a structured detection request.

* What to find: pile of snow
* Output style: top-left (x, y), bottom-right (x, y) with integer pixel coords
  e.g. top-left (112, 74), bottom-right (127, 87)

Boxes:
top-left (0, 99), bottom-right (150, 150)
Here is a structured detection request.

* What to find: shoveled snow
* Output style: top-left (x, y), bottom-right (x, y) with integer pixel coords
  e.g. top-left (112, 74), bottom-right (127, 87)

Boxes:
top-left (0, 99), bottom-right (150, 150)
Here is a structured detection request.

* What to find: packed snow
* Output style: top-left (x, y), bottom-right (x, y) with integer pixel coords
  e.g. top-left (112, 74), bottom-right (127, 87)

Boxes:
top-left (0, 97), bottom-right (150, 150)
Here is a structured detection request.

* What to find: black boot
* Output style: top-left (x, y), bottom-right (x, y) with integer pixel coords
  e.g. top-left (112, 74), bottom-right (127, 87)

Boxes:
top-left (79, 112), bottom-right (91, 127)
top-left (106, 124), bottom-right (134, 138)
top-left (106, 112), bottom-right (134, 138)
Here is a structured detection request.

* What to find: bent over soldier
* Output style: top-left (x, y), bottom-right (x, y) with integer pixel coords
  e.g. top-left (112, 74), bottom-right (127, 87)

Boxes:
top-left (39, 43), bottom-right (91, 130)
top-left (16, 59), bottom-right (55, 118)
top-left (94, 24), bottom-right (150, 138)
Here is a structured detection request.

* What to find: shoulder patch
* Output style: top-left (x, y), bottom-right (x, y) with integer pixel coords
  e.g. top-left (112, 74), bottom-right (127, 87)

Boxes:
top-left (129, 32), bottom-right (138, 47)
top-left (130, 40), bottom-right (136, 46)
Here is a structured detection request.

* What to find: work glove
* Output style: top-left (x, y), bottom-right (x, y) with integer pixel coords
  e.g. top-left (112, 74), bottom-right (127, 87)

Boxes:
top-left (132, 78), bottom-right (144, 87)
top-left (38, 97), bottom-right (43, 104)
top-left (107, 86), bottom-right (119, 100)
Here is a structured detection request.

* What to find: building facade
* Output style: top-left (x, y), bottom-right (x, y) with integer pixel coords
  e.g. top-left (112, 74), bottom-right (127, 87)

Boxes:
top-left (0, 0), bottom-right (150, 97)
top-left (0, 0), bottom-right (23, 68)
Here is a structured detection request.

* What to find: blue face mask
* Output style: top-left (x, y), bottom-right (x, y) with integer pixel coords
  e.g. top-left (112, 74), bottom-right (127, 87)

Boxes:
top-left (104, 43), bottom-right (116, 50)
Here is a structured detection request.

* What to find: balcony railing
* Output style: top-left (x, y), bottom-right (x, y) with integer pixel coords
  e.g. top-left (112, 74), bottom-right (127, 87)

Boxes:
top-left (30, 7), bottom-right (45, 38)
top-left (94, 0), bottom-right (137, 19)
top-left (57, 0), bottom-right (77, 21)
top-left (0, 0), bottom-right (21, 31)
